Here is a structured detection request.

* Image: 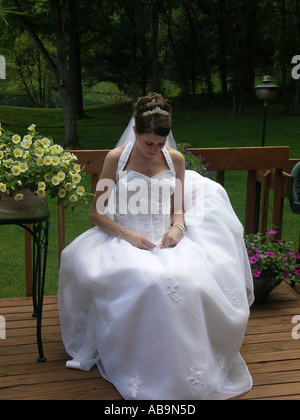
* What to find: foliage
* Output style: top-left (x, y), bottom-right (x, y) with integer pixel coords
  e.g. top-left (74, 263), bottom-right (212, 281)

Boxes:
top-left (0, 123), bottom-right (90, 209)
top-left (177, 143), bottom-right (213, 178)
top-left (245, 231), bottom-right (300, 287)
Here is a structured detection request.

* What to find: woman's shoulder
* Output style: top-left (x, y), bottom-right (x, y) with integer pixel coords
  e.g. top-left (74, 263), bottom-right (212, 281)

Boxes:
top-left (166, 147), bottom-right (185, 165)
top-left (106, 144), bottom-right (126, 161)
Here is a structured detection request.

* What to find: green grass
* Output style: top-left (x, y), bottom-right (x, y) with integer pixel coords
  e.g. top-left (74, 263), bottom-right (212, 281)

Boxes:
top-left (0, 100), bottom-right (299, 298)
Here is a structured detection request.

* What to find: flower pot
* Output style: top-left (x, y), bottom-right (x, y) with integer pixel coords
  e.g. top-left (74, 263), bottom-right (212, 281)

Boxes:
top-left (0, 189), bottom-right (40, 214)
top-left (253, 269), bottom-right (281, 303)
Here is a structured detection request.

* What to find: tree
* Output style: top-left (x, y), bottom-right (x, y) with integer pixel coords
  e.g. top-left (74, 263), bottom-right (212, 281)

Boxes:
top-left (11, 0), bottom-right (81, 148)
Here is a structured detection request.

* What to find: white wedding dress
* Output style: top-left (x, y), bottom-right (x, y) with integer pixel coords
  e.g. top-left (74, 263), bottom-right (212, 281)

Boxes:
top-left (58, 140), bottom-right (254, 400)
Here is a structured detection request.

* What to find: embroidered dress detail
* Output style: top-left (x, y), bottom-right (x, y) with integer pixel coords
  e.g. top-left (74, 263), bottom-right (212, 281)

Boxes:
top-left (129, 371), bottom-right (143, 398)
top-left (166, 277), bottom-right (181, 303)
top-left (187, 367), bottom-right (206, 394)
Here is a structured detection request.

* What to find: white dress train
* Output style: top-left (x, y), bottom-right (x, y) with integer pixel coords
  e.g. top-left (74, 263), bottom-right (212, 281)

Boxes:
top-left (58, 140), bottom-right (254, 400)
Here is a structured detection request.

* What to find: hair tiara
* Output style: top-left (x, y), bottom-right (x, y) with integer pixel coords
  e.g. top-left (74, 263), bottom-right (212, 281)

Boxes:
top-left (142, 106), bottom-right (169, 117)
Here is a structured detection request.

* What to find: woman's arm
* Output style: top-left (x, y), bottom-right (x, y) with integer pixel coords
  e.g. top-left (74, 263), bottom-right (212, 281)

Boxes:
top-left (160, 150), bottom-right (185, 248)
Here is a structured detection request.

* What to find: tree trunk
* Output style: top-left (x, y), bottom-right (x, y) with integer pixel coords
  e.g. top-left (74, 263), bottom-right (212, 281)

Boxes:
top-left (68, 0), bottom-right (86, 119)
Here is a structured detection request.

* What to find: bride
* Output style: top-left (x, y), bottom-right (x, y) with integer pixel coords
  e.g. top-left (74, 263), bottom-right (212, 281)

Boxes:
top-left (58, 93), bottom-right (254, 400)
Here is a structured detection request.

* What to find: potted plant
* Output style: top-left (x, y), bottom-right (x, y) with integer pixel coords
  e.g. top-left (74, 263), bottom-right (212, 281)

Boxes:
top-left (245, 230), bottom-right (300, 302)
top-left (177, 143), bottom-right (213, 178)
top-left (0, 123), bottom-right (89, 212)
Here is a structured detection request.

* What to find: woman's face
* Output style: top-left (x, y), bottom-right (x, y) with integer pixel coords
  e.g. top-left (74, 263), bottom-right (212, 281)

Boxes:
top-left (133, 127), bottom-right (167, 159)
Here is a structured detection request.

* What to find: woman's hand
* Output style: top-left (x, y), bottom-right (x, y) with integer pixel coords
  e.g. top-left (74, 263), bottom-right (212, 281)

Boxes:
top-left (160, 226), bottom-right (184, 249)
top-left (122, 230), bottom-right (156, 250)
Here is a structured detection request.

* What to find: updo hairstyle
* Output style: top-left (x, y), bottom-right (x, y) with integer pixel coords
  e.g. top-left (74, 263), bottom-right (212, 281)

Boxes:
top-left (134, 93), bottom-right (172, 137)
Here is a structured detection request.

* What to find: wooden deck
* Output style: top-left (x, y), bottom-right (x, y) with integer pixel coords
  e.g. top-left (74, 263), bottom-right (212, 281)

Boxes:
top-left (0, 281), bottom-right (300, 400)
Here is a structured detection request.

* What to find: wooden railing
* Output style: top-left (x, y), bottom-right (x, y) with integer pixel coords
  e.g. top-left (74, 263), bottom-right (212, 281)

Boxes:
top-left (55, 145), bottom-right (294, 256)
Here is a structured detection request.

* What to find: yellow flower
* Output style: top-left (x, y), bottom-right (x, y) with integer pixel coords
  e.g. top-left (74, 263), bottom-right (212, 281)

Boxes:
top-left (65, 182), bottom-right (73, 191)
top-left (52, 156), bottom-right (60, 166)
top-left (73, 163), bottom-right (81, 173)
top-left (72, 173), bottom-right (81, 184)
top-left (28, 124), bottom-right (36, 131)
top-left (14, 193), bottom-right (24, 201)
top-left (11, 165), bottom-right (21, 176)
top-left (41, 137), bottom-right (51, 148)
top-left (38, 181), bottom-right (46, 190)
top-left (44, 156), bottom-right (52, 165)
top-left (69, 194), bottom-right (78, 203)
top-left (57, 171), bottom-right (66, 181)
top-left (51, 175), bottom-right (60, 186)
top-left (12, 134), bottom-right (21, 144)
top-left (20, 139), bottom-right (32, 149)
top-left (37, 157), bottom-right (44, 166)
top-left (0, 183), bottom-right (6, 193)
top-left (35, 147), bottom-right (44, 157)
top-left (0, 151), bottom-right (3, 159)
top-left (13, 148), bottom-right (23, 158)
top-left (19, 162), bottom-right (28, 172)
top-left (76, 186), bottom-right (85, 196)
top-left (37, 189), bottom-right (45, 197)
top-left (58, 189), bottom-right (66, 198)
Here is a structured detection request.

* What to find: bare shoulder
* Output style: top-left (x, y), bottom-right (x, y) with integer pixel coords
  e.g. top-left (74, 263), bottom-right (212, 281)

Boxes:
top-left (101, 145), bottom-right (126, 179)
top-left (166, 147), bottom-right (185, 167)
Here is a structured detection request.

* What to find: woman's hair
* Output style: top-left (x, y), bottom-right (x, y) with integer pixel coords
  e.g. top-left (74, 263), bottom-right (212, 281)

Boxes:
top-left (134, 93), bottom-right (172, 137)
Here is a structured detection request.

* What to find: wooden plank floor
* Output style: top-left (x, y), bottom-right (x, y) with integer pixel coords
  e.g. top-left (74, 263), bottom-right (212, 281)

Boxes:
top-left (0, 281), bottom-right (299, 400)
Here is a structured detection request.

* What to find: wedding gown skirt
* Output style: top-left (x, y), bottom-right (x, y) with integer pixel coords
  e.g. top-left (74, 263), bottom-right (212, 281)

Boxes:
top-left (58, 143), bottom-right (253, 400)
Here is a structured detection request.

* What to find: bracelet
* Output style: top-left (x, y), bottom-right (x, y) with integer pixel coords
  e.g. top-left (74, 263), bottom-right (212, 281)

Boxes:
top-left (118, 227), bottom-right (126, 239)
top-left (172, 223), bottom-right (185, 234)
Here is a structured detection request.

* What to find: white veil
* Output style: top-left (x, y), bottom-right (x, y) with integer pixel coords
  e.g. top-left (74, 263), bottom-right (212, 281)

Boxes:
top-left (115, 116), bottom-right (177, 149)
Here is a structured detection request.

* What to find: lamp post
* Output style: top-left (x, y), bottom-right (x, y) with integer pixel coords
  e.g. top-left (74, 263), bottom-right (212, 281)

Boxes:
top-left (254, 75), bottom-right (279, 146)
top-left (253, 75), bottom-right (279, 233)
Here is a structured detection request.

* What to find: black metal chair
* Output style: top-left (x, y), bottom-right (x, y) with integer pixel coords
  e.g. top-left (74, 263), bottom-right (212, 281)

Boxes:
top-left (289, 161), bottom-right (300, 287)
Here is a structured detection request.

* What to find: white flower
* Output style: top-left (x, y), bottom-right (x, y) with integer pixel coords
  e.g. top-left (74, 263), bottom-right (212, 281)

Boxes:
top-left (72, 173), bottom-right (81, 184)
top-left (44, 156), bottom-right (52, 165)
top-left (57, 171), bottom-right (66, 181)
top-left (19, 162), bottom-right (28, 172)
top-left (0, 183), bottom-right (6, 193)
top-left (76, 186), bottom-right (85, 196)
top-left (37, 189), bottom-right (45, 197)
top-left (11, 165), bottom-right (21, 176)
top-left (37, 157), bottom-right (44, 166)
top-left (12, 134), bottom-right (21, 144)
top-left (69, 194), bottom-right (78, 203)
top-left (41, 138), bottom-right (51, 148)
top-left (13, 148), bottom-right (23, 158)
top-left (51, 175), bottom-right (60, 186)
top-left (52, 156), bottom-right (60, 166)
top-left (58, 189), bottom-right (66, 198)
top-left (35, 147), bottom-right (44, 158)
top-left (38, 181), bottom-right (46, 190)
top-left (65, 182), bottom-right (73, 191)
top-left (28, 124), bottom-right (36, 131)
top-left (20, 139), bottom-right (32, 149)
top-left (14, 193), bottom-right (24, 201)
top-left (0, 151), bottom-right (3, 159)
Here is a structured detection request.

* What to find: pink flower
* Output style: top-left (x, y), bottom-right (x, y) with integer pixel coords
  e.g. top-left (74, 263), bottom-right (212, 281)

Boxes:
top-left (249, 255), bottom-right (260, 264)
top-left (266, 252), bottom-right (275, 258)
top-left (253, 268), bottom-right (261, 278)
top-left (266, 230), bottom-right (277, 236)
top-left (282, 269), bottom-right (290, 279)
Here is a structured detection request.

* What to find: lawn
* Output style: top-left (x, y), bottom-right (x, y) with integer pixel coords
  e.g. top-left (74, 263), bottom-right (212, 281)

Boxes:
top-left (0, 99), bottom-right (299, 298)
